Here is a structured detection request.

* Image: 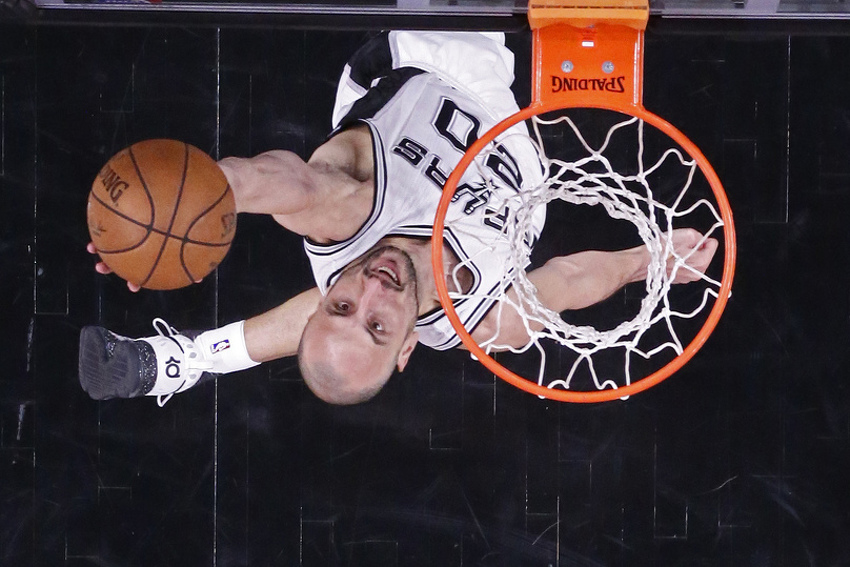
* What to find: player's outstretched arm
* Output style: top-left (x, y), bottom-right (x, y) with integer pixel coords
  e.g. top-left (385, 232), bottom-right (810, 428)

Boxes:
top-left (470, 228), bottom-right (718, 349)
top-left (527, 229), bottom-right (717, 311)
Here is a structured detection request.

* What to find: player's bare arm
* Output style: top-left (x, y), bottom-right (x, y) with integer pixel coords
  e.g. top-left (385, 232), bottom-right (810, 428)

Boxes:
top-left (86, 149), bottom-right (325, 291)
top-left (243, 287), bottom-right (322, 362)
top-left (218, 125), bottom-right (375, 243)
top-left (469, 228), bottom-right (719, 349)
top-left (219, 150), bottom-right (317, 216)
top-left (88, 129), bottom-right (375, 290)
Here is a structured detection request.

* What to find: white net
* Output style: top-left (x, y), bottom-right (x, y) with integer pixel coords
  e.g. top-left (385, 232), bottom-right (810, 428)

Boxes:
top-left (444, 109), bottom-right (729, 397)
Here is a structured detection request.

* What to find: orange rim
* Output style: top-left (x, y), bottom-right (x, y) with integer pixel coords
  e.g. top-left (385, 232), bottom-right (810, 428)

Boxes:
top-left (431, 101), bottom-right (736, 403)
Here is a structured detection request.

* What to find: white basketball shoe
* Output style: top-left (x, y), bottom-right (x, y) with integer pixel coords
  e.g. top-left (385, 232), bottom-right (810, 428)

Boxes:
top-left (78, 318), bottom-right (214, 406)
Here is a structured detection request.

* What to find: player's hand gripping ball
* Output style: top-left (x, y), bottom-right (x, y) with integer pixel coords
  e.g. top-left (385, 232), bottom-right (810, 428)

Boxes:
top-left (87, 139), bottom-right (237, 290)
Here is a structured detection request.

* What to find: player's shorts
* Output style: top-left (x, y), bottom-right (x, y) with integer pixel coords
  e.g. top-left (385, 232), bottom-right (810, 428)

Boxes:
top-left (332, 31), bottom-right (521, 130)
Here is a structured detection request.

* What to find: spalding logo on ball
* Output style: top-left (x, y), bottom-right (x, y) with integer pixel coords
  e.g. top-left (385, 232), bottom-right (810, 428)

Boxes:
top-left (87, 139), bottom-right (237, 290)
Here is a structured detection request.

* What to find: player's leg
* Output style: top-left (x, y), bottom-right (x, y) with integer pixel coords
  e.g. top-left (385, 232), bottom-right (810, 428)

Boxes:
top-left (386, 31), bottom-right (521, 122)
top-left (332, 31), bottom-right (519, 128)
top-left (77, 288), bottom-right (320, 405)
top-left (78, 320), bottom-right (257, 406)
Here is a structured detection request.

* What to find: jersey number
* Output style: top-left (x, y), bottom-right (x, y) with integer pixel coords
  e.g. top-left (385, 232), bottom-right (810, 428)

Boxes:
top-left (391, 97), bottom-right (524, 218)
top-left (433, 98), bottom-right (523, 193)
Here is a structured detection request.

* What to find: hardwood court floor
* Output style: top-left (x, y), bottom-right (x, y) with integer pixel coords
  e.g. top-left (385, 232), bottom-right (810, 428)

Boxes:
top-left (1, 23), bottom-right (848, 566)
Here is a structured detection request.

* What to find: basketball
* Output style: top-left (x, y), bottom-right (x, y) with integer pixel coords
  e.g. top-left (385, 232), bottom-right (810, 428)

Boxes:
top-left (87, 139), bottom-right (237, 290)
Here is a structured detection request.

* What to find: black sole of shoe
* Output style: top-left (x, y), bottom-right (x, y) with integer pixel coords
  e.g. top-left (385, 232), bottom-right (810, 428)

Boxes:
top-left (78, 326), bottom-right (146, 400)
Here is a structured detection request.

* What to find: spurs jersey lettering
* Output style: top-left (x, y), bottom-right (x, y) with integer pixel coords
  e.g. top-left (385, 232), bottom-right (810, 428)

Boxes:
top-left (305, 71), bottom-right (545, 350)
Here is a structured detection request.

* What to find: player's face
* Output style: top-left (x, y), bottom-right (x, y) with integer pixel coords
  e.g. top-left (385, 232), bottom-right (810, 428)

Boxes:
top-left (303, 246), bottom-right (421, 394)
top-left (326, 243), bottom-right (419, 320)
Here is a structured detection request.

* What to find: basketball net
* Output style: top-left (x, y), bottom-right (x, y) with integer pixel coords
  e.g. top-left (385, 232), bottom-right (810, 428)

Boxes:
top-left (432, 0), bottom-right (736, 402)
top-left (450, 112), bottom-right (726, 394)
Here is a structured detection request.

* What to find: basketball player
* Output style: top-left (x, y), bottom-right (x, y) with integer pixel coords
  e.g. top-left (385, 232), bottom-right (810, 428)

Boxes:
top-left (79, 31), bottom-right (718, 406)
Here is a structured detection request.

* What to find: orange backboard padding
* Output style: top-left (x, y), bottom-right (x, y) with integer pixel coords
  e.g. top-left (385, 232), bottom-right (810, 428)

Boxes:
top-left (532, 22), bottom-right (645, 109)
top-left (527, 0), bottom-right (649, 31)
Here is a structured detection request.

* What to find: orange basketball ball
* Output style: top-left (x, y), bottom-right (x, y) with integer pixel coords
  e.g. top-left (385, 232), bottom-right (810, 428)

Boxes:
top-left (87, 139), bottom-right (237, 290)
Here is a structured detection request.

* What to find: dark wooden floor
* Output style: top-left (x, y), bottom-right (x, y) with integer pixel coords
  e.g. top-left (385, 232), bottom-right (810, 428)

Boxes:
top-left (2, 22), bottom-right (849, 566)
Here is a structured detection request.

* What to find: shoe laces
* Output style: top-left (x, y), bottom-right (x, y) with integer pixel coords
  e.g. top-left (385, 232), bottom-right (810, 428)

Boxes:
top-left (153, 317), bottom-right (178, 339)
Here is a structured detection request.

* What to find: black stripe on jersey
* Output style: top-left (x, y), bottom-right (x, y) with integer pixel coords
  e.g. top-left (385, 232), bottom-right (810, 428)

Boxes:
top-left (346, 32), bottom-right (394, 91)
top-left (322, 264), bottom-right (345, 293)
top-left (413, 222), bottom-right (518, 350)
top-left (426, 266), bottom-right (518, 351)
top-left (403, 224), bottom-right (484, 323)
top-left (336, 67), bottom-right (425, 132)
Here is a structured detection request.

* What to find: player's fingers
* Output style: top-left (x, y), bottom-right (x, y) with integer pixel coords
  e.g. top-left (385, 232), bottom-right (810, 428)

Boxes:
top-left (95, 261), bottom-right (112, 275)
top-left (692, 238), bottom-right (719, 268)
top-left (89, 245), bottom-right (139, 291)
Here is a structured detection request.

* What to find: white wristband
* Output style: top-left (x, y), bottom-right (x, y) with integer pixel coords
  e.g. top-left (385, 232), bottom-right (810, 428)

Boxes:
top-left (194, 321), bottom-right (260, 374)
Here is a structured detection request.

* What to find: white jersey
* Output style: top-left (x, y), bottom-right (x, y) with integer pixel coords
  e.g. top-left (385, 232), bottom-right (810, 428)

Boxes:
top-left (305, 33), bottom-right (545, 350)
